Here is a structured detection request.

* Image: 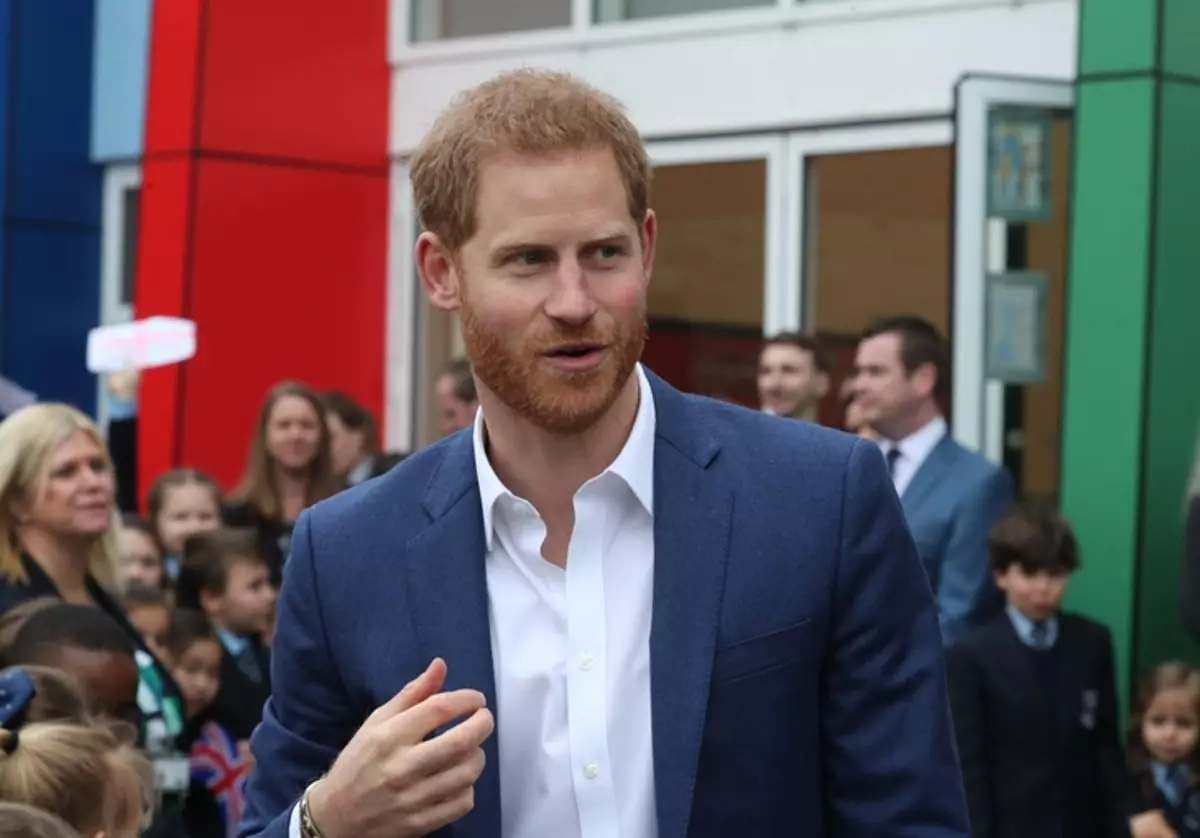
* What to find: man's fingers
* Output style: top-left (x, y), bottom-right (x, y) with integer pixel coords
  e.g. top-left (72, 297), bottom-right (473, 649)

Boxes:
top-left (390, 691), bottom-right (488, 747)
top-left (404, 707), bottom-right (495, 777)
top-left (401, 747), bottom-right (486, 810)
top-left (371, 658), bottom-right (448, 722)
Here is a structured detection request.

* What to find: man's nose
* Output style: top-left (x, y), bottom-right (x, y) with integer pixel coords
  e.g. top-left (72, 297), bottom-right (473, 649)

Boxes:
top-left (543, 261), bottom-right (597, 326)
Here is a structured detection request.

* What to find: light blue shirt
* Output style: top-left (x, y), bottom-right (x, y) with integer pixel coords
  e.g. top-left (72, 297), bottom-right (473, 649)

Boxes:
top-left (216, 627), bottom-right (249, 658)
top-left (1152, 761), bottom-right (1189, 806)
top-left (1005, 606), bottom-right (1059, 650)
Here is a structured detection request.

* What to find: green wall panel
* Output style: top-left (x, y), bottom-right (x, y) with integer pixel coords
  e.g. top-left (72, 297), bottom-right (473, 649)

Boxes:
top-left (1162, 0), bottom-right (1200, 80)
top-left (1136, 81), bottom-right (1200, 672)
top-left (1079, 0), bottom-right (1157, 76)
top-left (1061, 78), bottom-right (1157, 698)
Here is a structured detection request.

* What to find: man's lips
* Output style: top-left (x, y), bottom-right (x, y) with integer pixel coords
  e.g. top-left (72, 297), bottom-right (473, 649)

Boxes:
top-left (542, 343), bottom-right (605, 358)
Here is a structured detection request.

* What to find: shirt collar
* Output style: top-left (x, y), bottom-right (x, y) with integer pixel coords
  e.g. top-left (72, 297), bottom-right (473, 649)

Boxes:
top-left (473, 364), bottom-right (656, 551)
top-left (1153, 762), bottom-right (1190, 805)
top-left (880, 416), bottom-right (947, 464)
top-left (216, 628), bottom-right (249, 657)
top-left (1005, 605), bottom-right (1059, 649)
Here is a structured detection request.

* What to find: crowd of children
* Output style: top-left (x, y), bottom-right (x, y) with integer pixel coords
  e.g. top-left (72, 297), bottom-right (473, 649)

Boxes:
top-left (0, 466), bottom-right (278, 838)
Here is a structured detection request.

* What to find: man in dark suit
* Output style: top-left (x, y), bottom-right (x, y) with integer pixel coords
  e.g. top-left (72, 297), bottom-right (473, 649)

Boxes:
top-left (239, 69), bottom-right (968, 838)
top-left (946, 503), bottom-right (1128, 838)
top-left (854, 316), bottom-right (1014, 644)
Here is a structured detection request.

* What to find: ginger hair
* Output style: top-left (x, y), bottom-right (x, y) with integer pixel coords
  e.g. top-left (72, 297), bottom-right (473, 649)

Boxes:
top-left (409, 68), bottom-right (652, 253)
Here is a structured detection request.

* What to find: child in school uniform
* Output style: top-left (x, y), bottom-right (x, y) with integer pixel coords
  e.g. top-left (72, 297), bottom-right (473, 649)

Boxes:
top-left (167, 608), bottom-right (249, 838)
top-left (946, 502), bottom-right (1129, 838)
top-left (174, 528), bottom-right (276, 743)
top-left (1128, 661), bottom-right (1200, 838)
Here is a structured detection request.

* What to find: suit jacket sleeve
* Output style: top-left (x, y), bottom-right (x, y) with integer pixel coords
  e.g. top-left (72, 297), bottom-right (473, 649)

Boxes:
top-left (822, 439), bottom-right (970, 837)
top-left (1092, 625), bottom-right (1132, 838)
top-left (238, 512), bottom-right (359, 838)
top-left (1180, 497), bottom-right (1200, 638)
top-left (945, 642), bottom-right (991, 838)
top-left (938, 468), bottom-right (1014, 644)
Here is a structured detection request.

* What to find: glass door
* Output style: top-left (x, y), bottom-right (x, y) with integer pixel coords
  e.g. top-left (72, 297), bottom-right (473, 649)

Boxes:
top-left (953, 75), bottom-right (1074, 502)
top-left (641, 136), bottom-right (786, 407)
top-left (785, 121), bottom-right (953, 427)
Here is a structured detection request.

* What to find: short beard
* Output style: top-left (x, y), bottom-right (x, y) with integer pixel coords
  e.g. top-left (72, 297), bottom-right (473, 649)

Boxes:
top-left (460, 295), bottom-right (646, 435)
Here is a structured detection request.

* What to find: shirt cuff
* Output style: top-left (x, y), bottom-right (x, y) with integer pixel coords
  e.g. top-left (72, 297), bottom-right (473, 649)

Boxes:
top-left (289, 802), bottom-right (302, 838)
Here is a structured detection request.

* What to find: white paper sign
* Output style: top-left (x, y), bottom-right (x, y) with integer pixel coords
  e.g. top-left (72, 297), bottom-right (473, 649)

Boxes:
top-left (87, 317), bottom-right (197, 374)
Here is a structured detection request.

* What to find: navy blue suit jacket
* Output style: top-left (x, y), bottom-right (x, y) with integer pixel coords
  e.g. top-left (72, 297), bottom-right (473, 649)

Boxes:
top-left (240, 373), bottom-right (969, 838)
top-left (900, 435), bottom-right (1014, 645)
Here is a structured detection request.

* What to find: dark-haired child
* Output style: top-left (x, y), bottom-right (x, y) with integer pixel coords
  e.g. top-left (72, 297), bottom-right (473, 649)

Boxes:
top-left (946, 502), bottom-right (1128, 838)
top-left (176, 528), bottom-right (275, 743)
top-left (123, 585), bottom-right (171, 665)
top-left (168, 609), bottom-right (248, 838)
top-left (1128, 661), bottom-right (1200, 837)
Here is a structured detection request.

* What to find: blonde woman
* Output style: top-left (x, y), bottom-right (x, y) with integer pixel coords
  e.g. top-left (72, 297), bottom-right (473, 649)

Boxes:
top-left (0, 405), bottom-right (190, 825)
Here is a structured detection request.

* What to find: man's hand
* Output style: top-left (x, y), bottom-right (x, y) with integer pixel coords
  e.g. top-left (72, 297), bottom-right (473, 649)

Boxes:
top-left (305, 659), bottom-right (494, 838)
top-left (1131, 810), bottom-right (1177, 838)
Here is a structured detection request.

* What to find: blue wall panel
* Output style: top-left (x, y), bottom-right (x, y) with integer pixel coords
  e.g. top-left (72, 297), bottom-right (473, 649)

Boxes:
top-left (3, 228), bottom-right (102, 408)
top-left (91, 0), bottom-right (152, 162)
top-left (0, 0), bottom-right (102, 414)
top-left (0, 0), bottom-right (12, 334)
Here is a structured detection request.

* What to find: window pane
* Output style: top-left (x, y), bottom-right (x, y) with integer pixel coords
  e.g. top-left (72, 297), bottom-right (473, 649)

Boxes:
top-left (596, 0), bottom-right (772, 23)
top-left (642, 160), bottom-right (766, 407)
top-left (120, 187), bottom-right (141, 306)
top-left (411, 0), bottom-right (570, 42)
top-left (804, 146), bottom-right (952, 426)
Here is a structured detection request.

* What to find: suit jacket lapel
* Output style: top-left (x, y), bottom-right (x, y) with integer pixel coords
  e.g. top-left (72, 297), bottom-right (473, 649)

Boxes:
top-left (900, 434), bottom-right (955, 514)
top-left (646, 374), bottom-right (732, 838)
top-left (404, 435), bottom-right (501, 838)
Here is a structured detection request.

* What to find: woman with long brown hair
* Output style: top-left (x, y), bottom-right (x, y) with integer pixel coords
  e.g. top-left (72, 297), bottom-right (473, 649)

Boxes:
top-left (224, 382), bottom-right (340, 585)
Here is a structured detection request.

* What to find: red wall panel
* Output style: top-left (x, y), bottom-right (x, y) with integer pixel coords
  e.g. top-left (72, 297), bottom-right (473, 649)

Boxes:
top-left (134, 159), bottom-right (196, 486)
top-left (142, 0), bottom-right (203, 155)
top-left (198, 0), bottom-right (389, 166)
top-left (178, 161), bottom-right (387, 486)
top-left (136, 0), bottom-right (390, 502)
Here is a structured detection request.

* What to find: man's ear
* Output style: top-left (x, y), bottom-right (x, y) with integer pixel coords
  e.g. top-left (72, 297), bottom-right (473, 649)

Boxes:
top-left (199, 588), bottom-right (222, 617)
top-left (815, 372), bottom-right (831, 399)
top-left (911, 362), bottom-right (938, 400)
top-left (639, 209), bottom-right (658, 283)
top-left (416, 232), bottom-right (461, 313)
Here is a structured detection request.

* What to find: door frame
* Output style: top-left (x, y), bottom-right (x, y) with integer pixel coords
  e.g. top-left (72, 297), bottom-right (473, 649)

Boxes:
top-left (952, 74), bottom-right (1075, 460)
top-left (783, 120), bottom-right (953, 336)
top-left (97, 164), bottom-right (141, 427)
top-left (645, 135), bottom-right (789, 334)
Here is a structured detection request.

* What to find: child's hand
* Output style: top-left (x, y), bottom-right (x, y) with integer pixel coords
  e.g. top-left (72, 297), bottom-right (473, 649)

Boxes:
top-left (108, 368), bottom-right (140, 401)
top-left (1131, 810), bottom-right (1177, 838)
top-left (238, 739), bottom-right (256, 774)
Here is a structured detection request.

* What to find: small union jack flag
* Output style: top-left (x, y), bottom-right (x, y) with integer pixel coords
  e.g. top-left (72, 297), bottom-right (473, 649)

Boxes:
top-left (191, 721), bottom-right (248, 838)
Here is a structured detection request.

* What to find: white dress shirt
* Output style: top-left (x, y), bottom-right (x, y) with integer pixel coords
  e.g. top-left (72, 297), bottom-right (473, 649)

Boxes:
top-left (879, 416), bottom-right (947, 498)
top-left (289, 365), bottom-right (659, 838)
top-left (480, 363), bottom-right (658, 838)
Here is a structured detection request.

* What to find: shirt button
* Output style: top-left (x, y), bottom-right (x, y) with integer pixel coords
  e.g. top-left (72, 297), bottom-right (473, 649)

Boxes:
top-left (583, 763), bottom-right (600, 780)
top-left (580, 653), bottom-right (595, 671)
